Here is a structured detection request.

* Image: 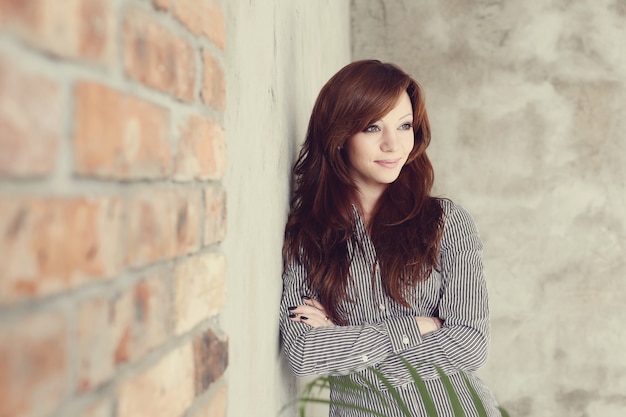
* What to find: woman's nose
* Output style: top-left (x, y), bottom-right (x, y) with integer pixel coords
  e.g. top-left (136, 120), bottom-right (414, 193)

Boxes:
top-left (380, 130), bottom-right (399, 152)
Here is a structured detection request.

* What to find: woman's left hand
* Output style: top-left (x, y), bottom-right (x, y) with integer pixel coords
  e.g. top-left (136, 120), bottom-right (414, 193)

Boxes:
top-left (288, 297), bottom-right (335, 328)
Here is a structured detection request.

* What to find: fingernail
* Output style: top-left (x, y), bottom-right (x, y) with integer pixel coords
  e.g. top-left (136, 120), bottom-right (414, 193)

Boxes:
top-left (289, 313), bottom-right (296, 318)
top-left (288, 306), bottom-right (297, 311)
top-left (301, 316), bottom-right (308, 320)
top-left (302, 296), bottom-right (311, 300)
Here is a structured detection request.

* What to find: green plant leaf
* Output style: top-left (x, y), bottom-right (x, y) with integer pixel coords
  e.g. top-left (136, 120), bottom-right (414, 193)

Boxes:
top-left (286, 373), bottom-right (389, 417)
top-left (352, 372), bottom-right (391, 408)
top-left (277, 399), bottom-right (295, 416)
top-left (298, 379), bottom-right (315, 417)
top-left (399, 358), bottom-right (438, 416)
top-left (434, 365), bottom-right (466, 417)
top-left (326, 374), bottom-right (370, 397)
top-left (282, 358), bottom-right (508, 417)
top-left (370, 368), bottom-right (412, 417)
top-left (460, 372), bottom-right (488, 417)
top-left (297, 397), bottom-right (388, 417)
top-left (294, 376), bottom-right (334, 417)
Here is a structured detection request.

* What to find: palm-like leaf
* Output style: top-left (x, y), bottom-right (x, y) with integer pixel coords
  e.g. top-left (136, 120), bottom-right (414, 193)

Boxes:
top-left (282, 358), bottom-right (507, 417)
top-left (399, 357), bottom-right (438, 415)
top-left (460, 371), bottom-right (489, 417)
top-left (434, 365), bottom-right (466, 417)
top-left (370, 367), bottom-right (412, 416)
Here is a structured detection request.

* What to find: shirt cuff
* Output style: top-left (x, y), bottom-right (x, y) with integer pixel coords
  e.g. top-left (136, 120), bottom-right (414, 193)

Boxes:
top-left (383, 315), bottom-right (423, 354)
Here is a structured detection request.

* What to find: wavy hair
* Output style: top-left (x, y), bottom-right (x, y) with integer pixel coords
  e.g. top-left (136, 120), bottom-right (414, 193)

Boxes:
top-left (283, 60), bottom-right (444, 324)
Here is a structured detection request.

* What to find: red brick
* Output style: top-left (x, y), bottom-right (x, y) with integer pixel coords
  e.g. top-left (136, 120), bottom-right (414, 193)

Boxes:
top-left (116, 344), bottom-right (194, 417)
top-left (76, 274), bottom-right (171, 391)
top-left (201, 51), bottom-right (226, 111)
top-left (174, 115), bottom-right (226, 181)
top-left (126, 189), bottom-right (201, 267)
top-left (152, 0), bottom-right (170, 11)
top-left (0, 52), bottom-right (62, 176)
top-left (73, 82), bottom-right (172, 179)
top-left (193, 329), bottom-right (228, 395)
top-left (191, 385), bottom-right (227, 417)
top-left (0, 312), bottom-right (68, 417)
top-left (0, 0), bottom-right (115, 64)
top-left (0, 197), bottom-right (122, 303)
top-left (173, 253), bottom-right (226, 334)
top-left (204, 184), bottom-right (226, 245)
top-left (173, 0), bottom-right (226, 49)
top-left (76, 297), bottom-right (112, 391)
top-left (126, 276), bottom-right (172, 354)
top-left (123, 8), bottom-right (196, 101)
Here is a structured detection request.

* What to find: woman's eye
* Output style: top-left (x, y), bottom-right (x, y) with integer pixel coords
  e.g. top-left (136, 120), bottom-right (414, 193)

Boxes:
top-left (363, 125), bottom-right (380, 133)
top-left (399, 122), bottom-right (413, 131)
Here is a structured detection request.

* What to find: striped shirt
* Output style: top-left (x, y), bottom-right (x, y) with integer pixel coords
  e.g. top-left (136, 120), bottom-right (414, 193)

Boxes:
top-left (280, 199), bottom-right (501, 416)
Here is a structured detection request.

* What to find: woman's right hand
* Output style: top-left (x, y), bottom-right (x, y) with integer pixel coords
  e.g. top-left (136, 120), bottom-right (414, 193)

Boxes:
top-left (416, 316), bottom-right (443, 335)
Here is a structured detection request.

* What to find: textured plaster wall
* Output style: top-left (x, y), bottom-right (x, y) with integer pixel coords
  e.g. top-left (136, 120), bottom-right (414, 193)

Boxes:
top-left (352, 1), bottom-right (625, 416)
top-left (222, 1), bottom-right (350, 416)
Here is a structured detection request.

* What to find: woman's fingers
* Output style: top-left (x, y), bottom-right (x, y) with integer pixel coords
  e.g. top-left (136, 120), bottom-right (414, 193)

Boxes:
top-left (288, 305), bottom-right (318, 316)
top-left (287, 303), bottom-right (334, 327)
top-left (297, 314), bottom-right (334, 328)
top-left (288, 313), bottom-right (333, 327)
top-left (287, 297), bottom-right (334, 327)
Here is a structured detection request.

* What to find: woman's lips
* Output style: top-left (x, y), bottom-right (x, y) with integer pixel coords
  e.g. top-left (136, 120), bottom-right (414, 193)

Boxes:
top-left (375, 158), bottom-right (401, 168)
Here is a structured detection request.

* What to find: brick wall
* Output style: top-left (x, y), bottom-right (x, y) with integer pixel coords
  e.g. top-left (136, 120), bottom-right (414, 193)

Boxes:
top-left (0, 1), bottom-right (228, 417)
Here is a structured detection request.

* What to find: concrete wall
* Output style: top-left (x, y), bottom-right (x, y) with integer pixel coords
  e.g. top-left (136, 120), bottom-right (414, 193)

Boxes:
top-left (222, 1), bottom-right (350, 416)
top-left (352, 1), bottom-right (626, 416)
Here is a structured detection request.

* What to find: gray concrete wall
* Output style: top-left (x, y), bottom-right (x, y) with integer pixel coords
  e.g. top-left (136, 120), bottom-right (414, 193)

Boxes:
top-left (222, 1), bottom-right (350, 416)
top-left (352, 1), bottom-right (626, 416)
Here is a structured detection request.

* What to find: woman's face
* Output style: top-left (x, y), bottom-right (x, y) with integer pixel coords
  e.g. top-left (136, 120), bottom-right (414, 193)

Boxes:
top-left (344, 92), bottom-right (414, 197)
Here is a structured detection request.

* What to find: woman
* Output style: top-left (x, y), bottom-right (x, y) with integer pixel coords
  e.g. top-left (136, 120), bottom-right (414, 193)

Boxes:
top-left (280, 60), bottom-right (501, 416)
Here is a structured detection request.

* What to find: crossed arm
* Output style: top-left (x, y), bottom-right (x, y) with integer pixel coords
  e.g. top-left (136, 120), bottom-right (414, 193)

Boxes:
top-left (279, 203), bottom-right (489, 379)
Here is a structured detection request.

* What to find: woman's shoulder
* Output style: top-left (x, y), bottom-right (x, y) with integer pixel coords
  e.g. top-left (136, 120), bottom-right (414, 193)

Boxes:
top-left (434, 197), bottom-right (480, 240)
top-left (435, 197), bottom-right (454, 213)
top-left (435, 197), bottom-right (474, 219)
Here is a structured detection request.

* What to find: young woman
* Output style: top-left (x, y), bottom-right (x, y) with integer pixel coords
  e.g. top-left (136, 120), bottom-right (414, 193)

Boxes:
top-left (280, 60), bottom-right (501, 416)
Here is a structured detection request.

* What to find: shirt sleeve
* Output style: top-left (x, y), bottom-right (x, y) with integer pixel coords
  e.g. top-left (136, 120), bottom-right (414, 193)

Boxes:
top-left (279, 259), bottom-right (424, 377)
top-left (377, 202), bottom-right (490, 381)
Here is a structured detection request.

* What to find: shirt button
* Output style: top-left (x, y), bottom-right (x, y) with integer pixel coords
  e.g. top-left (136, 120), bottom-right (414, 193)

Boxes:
top-left (361, 355), bottom-right (369, 362)
top-left (379, 303), bottom-right (385, 311)
top-left (402, 335), bottom-right (410, 345)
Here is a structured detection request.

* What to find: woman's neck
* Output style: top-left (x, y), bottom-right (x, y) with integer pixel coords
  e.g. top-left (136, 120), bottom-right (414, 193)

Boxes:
top-left (356, 187), bottom-right (384, 227)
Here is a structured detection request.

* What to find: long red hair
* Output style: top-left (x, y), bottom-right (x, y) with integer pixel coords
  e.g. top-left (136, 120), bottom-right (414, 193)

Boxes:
top-left (283, 60), bottom-right (444, 324)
